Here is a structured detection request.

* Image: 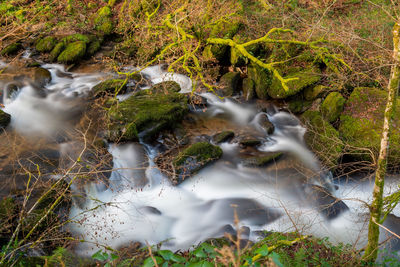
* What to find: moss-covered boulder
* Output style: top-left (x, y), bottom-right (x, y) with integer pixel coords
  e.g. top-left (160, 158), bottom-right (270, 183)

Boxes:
top-left (269, 67), bottom-right (321, 99)
top-left (304, 85), bottom-right (327, 101)
top-left (242, 152), bottom-right (282, 167)
top-left (242, 78), bottom-right (255, 100)
top-left (301, 110), bottom-right (343, 169)
top-left (87, 40), bottom-right (101, 56)
top-left (339, 87), bottom-right (400, 169)
top-left (94, 6), bottom-right (113, 35)
top-left (35, 36), bottom-right (57, 52)
top-left (107, 89), bottom-right (188, 141)
top-left (247, 63), bottom-right (271, 99)
top-left (173, 142), bottom-right (223, 183)
top-left (150, 81), bottom-right (181, 94)
top-left (0, 42), bottom-right (22, 56)
top-left (49, 42), bottom-right (65, 62)
top-left (213, 131), bottom-right (234, 144)
top-left (0, 110), bottom-right (11, 128)
top-left (57, 41), bottom-right (86, 63)
top-left (92, 79), bottom-right (127, 97)
top-left (320, 92), bottom-right (345, 123)
top-left (219, 72), bottom-right (240, 97)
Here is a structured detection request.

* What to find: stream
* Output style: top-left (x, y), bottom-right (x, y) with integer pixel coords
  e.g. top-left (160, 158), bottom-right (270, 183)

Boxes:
top-left (1, 61), bottom-right (400, 259)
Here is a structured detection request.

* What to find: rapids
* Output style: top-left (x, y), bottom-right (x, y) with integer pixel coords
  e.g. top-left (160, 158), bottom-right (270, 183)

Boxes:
top-left (1, 61), bottom-right (399, 259)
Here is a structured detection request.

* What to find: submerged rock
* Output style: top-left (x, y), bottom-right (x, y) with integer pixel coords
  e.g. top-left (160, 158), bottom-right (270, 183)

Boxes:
top-left (0, 110), bottom-right (11, 128)
top-left (242, 152), bottom-right (282, 167)
top-left (301, 110), bottom-right (343, 169)
top-left (173, 142), bottom-right (223, 183)
top-left (339, 87), bottom-right (400, 170)
top-left (107, 89), bottom-right (188, 141)
top-left (320, 92), bottom-right (345, 122)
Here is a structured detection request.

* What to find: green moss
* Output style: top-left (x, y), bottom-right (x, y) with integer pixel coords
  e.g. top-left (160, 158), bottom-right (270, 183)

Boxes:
top-left (0, 42), bottom-right (22, 56)
top-left (0, 109), bottom-right (11, 128)
top-left (92, 79), bottom-right (127, 96)
top-left (242, 78), bottom-right (255, 100)
top-left (242, 152), bottom-right (282, 167)
top-left (57, 41), bottom-right (86, 63)
top-left (304, 85), bottom-right (327, 101)
top-left (35, 36), bottom-right (57, 52)
top-left (150, 81), bottom-right (181, 94)
top-left (87, 40), bottom-right (101, 56)
top-left (213, 131), bottom-right (234, 143)
top-left (219, 72), bottom-right (240, 97)
top-left (94, 6), bottom-right (113, 35)
top-left (62, 34), bottom-right (90, 44)
top-left (247, 63), bottom-right (271, 99)
top-left (302, 110), bottom-right (343, 169)
top-left (49, 42), bottom-right (65, 62)
top-left (320, 92), bottom-right (345, 122)
top-left (173, 142), bottom-right (223, 181)
top-left (107, 90), bottom-right (188, 141)
top-left (339, 87), bottom-right (400, 169)
top-left (268, 67), bottom-right (321, 99)
top-left (288, 98), bottom-right (312, 114)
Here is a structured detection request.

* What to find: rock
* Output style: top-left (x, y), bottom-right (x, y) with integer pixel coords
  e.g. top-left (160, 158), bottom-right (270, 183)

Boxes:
top-left (259, 114), bottom-right (274, 134)
top-left (247, 63), bottom-right (271, 99)
top-left (304, 84), bottom-right (327, 101)
top-left (150, 81), bottom-right (181, 94)
top-left (269, 67), bottom-right (321, 99)
top-left (173, 142), bottom-right (223, 183)
top-left (57, 41), bottom-right (86, 63)
top-left (107, 89), bottom-right (188, 142)
top-left (86, 40), bottom-right (101, 56)
top-left (339, 87), bottom-right (400, 170)
top-left (49, 42), bottom-right (65, 62)
top-left (62, 33), bottom-right (91, 44)
top-left (287, 98), bottom-right (312, 114)
top-left (239, 139), bottom-right (261, 147)
top-left (33, 67), bottom-right (51, 87)
top-left (0, 42), bottom-right (22, 56)
top-left (91, 79), bottom-right (127, 97)
top-left (94, 6), bottom-right (113, 35)
top-left (320, 92), bottom-right (345, 122)
top-left (213, 131), bottom-right (234, 143)
top-left (35, 36), bottom-right (57, 52)
top-left (218, 72), bottom-right (240, 97)
top-left (0, 110), bottom-right (11, 128)
top-left (242, 152), bottom-right (282, 167)
top-left (301, 110), bottom-right (343, 169)
top-left (242, 78), bottom-right (255, 100)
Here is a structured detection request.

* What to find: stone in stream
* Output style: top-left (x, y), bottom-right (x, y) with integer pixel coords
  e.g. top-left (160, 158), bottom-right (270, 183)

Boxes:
top-left (241, 152), bottom-right (282, 167)
top-left (218, 72), bottom-right (240, 97)
top-left (212, 131), bottom-right (234, 144)
top-left (173, 142), bottom-right (223, 184)
top-left (0, 110), bottom-right (11, 129)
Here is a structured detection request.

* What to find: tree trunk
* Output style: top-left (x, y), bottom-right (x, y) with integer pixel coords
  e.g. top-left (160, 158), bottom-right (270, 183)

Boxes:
top-left (362, 22), bottom-right (400, 263)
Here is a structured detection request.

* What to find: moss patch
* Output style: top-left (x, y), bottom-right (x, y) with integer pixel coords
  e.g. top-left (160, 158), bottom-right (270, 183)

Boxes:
top-left (302, 110), bottom-right (343, 169)
top-left (150, 81), bottom-right (181, 94)
top-left (321, 92), bottom-right (345, 122)
top-left (242, 78), bottom-right (255, 100)
top-left (49, 42), bottom-right (65, 62)
top-left (35, 36), bottom-right (57, 52)
top-left (57, 41), bottom-right (86, 63)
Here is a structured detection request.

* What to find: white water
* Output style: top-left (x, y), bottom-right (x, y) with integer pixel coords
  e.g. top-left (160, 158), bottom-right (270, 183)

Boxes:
top-left (1, 62), bottom-right (399, 258)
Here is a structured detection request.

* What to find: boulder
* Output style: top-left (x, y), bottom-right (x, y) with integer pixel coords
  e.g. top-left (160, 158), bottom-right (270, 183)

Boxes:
top-left (320, 92), bottom-right (345, 123)
top-left (0, 43), bottom-right (22, 56)
top-left (301, 110), bottom-right (343, 169)
top-left (57, 41), bottom-right (86, 63)
top-left (49, 42), bottom-right (65, 62)
top-left (35, 36), bottom-right (57, 52)
top-left (339, 87), bottom-right (400, 170)
top-left (107, 89), bottom-right (188, 141)
top-left (219, 72), bottom-right (240, 97)
top-left (242, 78), bottom-right (255, 100)
top-left (173, 142), bottom-right (223, 183)
top-left (247, 63), bottom-right (271, 99)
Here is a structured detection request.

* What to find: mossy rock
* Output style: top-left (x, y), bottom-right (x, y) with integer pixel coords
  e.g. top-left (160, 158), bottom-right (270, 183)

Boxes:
top-left (240, 139), bottom-right (261, 147)
top-left (213, 131), bottom-right (234, 144)
top-left (247, 63), bottom-right (271, 99)
top-left (33, 67), bottom-right (51, 87)
top-left (57, 41), bottom-right (86, 63)
top-left (87, 40), bottom-right (101, 56)
top-left (268, 67), bottom-right (321, 99)
top-left (304, 85), bottom-right (327, 101)
top-left (301, 110), bottom-right (343, 169)
top-left (173, 142), bottom-right (223, 183)
top-left (92, 79), bottom-right (127, 97)
top-left (0, 42), bottom-right (22, 56)
top-left (49, 42), bottom-right (65, 62)
top-left (150, 81), bottom-right (181, 94)
top-left (242, 152), bottom-right (282, 167)
top-left (62, 33), bottom-right (91, 44)
top-left (94, 6), bottom-right (113, 35)
top-left (219, 72), bottom-right (240, 97)
top-left (288, 98), bottom-right (312, 114)
top-left (242, 78), bottom-right (255, 100)
top-left (339, 87), bottom-right (400, 170)
top-left (107, 89), bottom-right (188, 141)
top-left (320, 92), bottom-right (345, 122)
top-left (35, 36), bottom-right (57, 53)
top-left (0, 109), bottom-right (11, 128)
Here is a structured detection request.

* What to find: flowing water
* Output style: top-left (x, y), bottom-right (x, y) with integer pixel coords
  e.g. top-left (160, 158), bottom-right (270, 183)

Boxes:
top-left (1, 61), bottom-right (400, 258)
